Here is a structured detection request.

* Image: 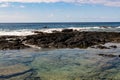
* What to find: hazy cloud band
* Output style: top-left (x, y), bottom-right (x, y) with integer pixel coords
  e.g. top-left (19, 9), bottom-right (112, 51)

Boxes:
top-left (0, 0), bottom-right (120, 7)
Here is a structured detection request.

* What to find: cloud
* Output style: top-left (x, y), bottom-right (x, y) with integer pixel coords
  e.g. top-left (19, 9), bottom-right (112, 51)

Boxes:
top-left (19, 5), bottom-right (25, 8)
top-left (0, 3), bottom-right (9, 7)
top-left (0, 2), bottom-right (25, 8)
top-left (0, 0), bottom-right (120, 7)
top-left (79, 16), bottom-right (120, 19)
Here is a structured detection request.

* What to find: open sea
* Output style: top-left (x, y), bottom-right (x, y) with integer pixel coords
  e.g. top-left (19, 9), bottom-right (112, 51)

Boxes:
top-left (0, 22), bottom-right (120, 36)
top-left (0, 22), bottom-right (120, 80)
top-left (0, 22), bottom-right (120, 30)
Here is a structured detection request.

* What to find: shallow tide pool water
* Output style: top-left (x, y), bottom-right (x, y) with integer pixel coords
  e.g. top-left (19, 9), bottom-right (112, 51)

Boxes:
top-left (0, 43), bottom-right (120, 80)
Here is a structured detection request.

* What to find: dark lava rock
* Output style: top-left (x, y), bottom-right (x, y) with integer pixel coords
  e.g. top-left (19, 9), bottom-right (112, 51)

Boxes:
top-left (0, 31), bottom-right (120, 50)
top-left (0, 40), bottom-right (28, 50)
top-left (43, 26), bottom-right (48, 28)
top-left (98, 54), bottom-right (117, 58)
top-left (0, 36), bottom-right (29, 50)
top-left (52, 30), bottom-right (60, 33)
top-left (96, 45), bottom-right (110, 49)
top-left (62, 29), bottom-right (73, 32)
top-left (109, 45), bottom-right (117, 48)
top-left (25, 31), bottom-right (110, 48)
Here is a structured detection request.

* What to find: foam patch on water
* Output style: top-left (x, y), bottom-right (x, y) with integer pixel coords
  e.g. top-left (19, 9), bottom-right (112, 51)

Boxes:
top-left (38, 28), bottom-right (63, 33)
top-left (116, 26), bottom-right (120, 28)
top-left (37, 27), bottom-right (105, 33)
top-left (0, 26), bottom-right (119, 36)
top-left (0, 29), bottom-right (36, 36)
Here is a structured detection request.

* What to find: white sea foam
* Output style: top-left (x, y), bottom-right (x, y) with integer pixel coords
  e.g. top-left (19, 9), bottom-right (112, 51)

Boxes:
top-left (0, 28), bottom-right (83, 36)
top-left (0, 29), bottom-right (36, 36)
top-left (23, 42), bottom-right (41, 49)
top-left (38, 28), bottom-right (63, 33)
top-left (37, 27), bottom-right (102, 33)
top-left (0, 26), bottom-right (119, 36)
top-left (68, 26), bottom-right (101, 30)
top-left (116, 26), bottom-right (120, 28)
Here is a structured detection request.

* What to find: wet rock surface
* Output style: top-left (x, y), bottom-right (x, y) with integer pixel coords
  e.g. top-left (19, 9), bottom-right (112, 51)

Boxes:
top-left (109, 45), bottom-right (117, 48)
top-left (98, 54), bottom-right (118, 58)
top-left (91, 45), bottom-right (118, 49)
top-left (0, 30), bottom-right (120, 50)
top-left (0, 36), bottom-right (29, 50)
top-left (95, 45), bottom-right (110, 49)
top-left (98, 53), bottom-right (120, 58)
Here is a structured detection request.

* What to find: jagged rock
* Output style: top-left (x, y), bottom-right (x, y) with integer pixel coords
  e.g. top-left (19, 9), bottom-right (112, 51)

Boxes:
top-left (98, 54), bottom-right (117, 58)
top-left (25, 31), bottom-right (113, 48)
top-left (96, 45), bottom-right (110, 49)
top-left (0, 39), bottom-right (29, 50)
top-left (109, 45), bottom-right (117, 48)
top-left (0, 31), bottom-right (120, 50)
top-left (62, 29), bottom-right (73, 32)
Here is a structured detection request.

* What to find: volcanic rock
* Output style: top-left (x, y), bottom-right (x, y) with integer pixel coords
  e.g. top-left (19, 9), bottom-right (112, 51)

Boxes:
top-left (0, 30), bottom-right (120, 50)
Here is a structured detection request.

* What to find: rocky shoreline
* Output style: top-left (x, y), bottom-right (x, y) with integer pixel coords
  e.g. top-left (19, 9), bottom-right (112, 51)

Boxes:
top-left (0, 29), bottom-right (120, 50)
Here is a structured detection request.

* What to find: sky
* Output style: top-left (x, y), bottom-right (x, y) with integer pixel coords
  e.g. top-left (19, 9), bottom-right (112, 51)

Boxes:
top-left (0, 0), bottom-right (120, 22)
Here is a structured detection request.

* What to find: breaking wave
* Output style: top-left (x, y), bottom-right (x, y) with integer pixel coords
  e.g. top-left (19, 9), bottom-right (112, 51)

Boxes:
top-left (0, 26), bottom-right (120, 36)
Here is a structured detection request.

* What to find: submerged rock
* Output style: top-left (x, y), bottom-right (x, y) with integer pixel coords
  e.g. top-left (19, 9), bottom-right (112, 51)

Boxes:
top-left (25, 77), bottom-right (41, 80)
top-left (109, 45), bottom-right (117, 48)
top-left (98, 54), bottom-right (117, 58)
top-left (91, 45), bottom-right (118, 49)
top-left (0, 64), bottom-right (33, 79)
top-left (95, 45), bottom-right (110, 49)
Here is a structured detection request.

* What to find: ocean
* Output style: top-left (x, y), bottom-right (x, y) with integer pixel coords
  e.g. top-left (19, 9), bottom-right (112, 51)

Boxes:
top-left (0, 22), bottom-right (120, 80)
top-left (0, 22), bottom-right (120, 30)
top-left (0, 22), bottom-right (120, 36)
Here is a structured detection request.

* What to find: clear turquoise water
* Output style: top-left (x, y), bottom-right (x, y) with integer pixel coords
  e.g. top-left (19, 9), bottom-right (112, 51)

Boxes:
top-left (0, 43), bottom-right (120, 80)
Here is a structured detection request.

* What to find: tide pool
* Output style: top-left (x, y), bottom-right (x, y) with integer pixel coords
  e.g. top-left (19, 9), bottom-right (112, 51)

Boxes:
top-left (0, 45), bottom-right (120, 80)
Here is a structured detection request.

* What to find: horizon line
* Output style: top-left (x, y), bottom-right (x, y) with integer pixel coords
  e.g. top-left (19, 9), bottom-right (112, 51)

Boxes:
top-left (0, 21), bottom-right (120, 24)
